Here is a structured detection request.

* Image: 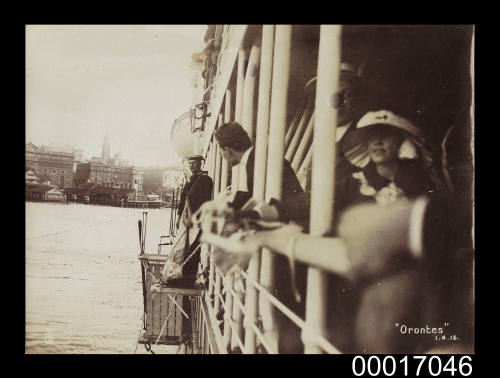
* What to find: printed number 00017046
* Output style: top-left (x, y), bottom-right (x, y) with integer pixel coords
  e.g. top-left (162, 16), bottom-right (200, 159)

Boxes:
top-left (352, 355), bottom-right (472, 377)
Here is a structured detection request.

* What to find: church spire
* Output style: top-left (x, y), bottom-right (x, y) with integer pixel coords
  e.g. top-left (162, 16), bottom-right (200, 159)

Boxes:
top-left (101, 133), bottom-right (110, 163)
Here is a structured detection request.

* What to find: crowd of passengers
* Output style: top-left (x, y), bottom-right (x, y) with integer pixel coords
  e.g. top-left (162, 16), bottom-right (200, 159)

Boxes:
top-left (174, 63), bottom-right (474, 354)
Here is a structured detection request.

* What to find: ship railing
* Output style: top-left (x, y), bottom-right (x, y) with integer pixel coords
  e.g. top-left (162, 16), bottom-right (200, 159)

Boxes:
top-left (193, 25), bottom-right (345, 353)
top-left (194, 262), bottom-right (343, 354)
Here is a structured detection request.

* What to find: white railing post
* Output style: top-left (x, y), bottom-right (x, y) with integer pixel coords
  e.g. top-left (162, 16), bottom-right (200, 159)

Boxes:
top-left (214, 114), bottom-right (223, 194)
top-left (233, 43), bottom-right (261, 353)
top-left (223, 271), bottom-right (234, 352)
top-left (245, 25), bottom-right (274, 354)
top-left (242, 45), bottom-right (261, 142)
top-left (260, 24), bottom-right (292, 353)
top-left (253, 25), bottom-right (274, 202)
top-left (214, 269), bottom-right (222, 314)
top-left (220, 90), bottom-right (231, 192)
top-left (303, 25), bottom-right (342, 354)
top-left (232, 48), bottom-right (248, 193)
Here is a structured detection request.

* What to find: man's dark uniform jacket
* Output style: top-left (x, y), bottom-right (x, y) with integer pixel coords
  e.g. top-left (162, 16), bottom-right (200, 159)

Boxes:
top-left (178, 173), bottom-right (214, 218)
top-left (177, 172), bottom-right (213, 278)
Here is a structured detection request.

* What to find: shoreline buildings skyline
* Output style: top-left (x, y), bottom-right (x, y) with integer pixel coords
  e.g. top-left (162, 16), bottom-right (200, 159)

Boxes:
top-left (26, 134), bottom-right (184, 194)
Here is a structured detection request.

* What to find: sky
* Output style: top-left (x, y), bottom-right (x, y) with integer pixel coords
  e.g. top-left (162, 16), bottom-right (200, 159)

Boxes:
top-left (26, 25), bottom-right (207, 167)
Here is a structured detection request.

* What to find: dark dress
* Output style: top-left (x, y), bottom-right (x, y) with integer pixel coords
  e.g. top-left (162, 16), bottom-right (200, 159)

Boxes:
top-left (334, 159), bottom-right (434, 217)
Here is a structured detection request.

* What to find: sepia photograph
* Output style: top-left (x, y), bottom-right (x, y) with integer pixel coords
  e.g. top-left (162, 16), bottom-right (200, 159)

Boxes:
top-left (25, 25), bottom-right (474, 357)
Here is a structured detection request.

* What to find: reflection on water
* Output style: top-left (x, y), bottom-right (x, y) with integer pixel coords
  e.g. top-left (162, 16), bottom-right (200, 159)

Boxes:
top-left (26, 202), bottom-right (177, 354)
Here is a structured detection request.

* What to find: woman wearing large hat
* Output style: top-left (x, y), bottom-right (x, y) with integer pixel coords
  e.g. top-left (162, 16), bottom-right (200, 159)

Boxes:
top-left (335, 109), bottom-right (439, 213)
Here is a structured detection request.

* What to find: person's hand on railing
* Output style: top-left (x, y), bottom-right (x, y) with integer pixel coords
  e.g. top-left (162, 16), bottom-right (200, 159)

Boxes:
top-left (201, 229), bottom-right (261, 274)
top-left (201, 223), bottom-right (303, 274)
top-left (191, 190), bottom-right (234, 232)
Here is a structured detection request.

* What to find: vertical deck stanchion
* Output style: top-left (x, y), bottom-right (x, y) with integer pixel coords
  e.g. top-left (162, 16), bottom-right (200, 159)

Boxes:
top-left (208, 143), bottom-right (214, 178)
top-left (245, 25), bottom-right (274, 354)
top-left (208, 250), bottom-right (215, 306)
top-left (191, 296), bottom-right (200, 354)
top-left (242, 45), bottom-right (261, 142)
top-left (220, 90), bottom-right (231, 193)
top-left (202, 142), bottom-right (214, 273)
top-left (260, 25), bottom-right (292, 354)
top-left (303, 25), bottom-right (342, 354)
top-left (230, 44), bottom-right (261, 351)
top-left (209, 114), bottom-right (224, 306)
top-left (214, 113), bottom-right (223, 194)
top-left (214, 270), bottom-right (222, 315)
top-left (232, 48), bottom-right (247, 193)
top-left (253, 25), bottom-right (274, 202)
top-left (207, 138), bottom-right (215, 304)
top-left (223, 271), bottom-right (234, 352)
top-left (212, 135), bottom-right (218, 181)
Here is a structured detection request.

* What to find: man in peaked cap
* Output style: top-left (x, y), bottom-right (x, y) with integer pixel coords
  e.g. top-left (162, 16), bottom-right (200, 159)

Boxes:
top-left (176, 154), bottom-right (213, 230)
top-left (176, 154), bottom-right (213, 278)
top-left (175, 154), bottom-right (213, 348)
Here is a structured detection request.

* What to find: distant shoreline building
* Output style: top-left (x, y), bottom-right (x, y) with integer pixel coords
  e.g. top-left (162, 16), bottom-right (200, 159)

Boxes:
top-left (163, 167), bottom-right (184, 189)
top-left (142, 166), bottom-right (184, 194)
top-left (74, 162), bottom-right (143, 192)
top-left (74, 134), bottom-right (144, 193)
top-left (142, 167), bottom-right (165, 194)
top-left (26, 136), bottom-right (145, 193)
top-left (25, 143), bottom-right (75, 189)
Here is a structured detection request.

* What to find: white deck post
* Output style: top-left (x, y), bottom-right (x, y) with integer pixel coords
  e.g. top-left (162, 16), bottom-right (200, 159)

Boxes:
top-left (303, 25), bottom-right (342, 354)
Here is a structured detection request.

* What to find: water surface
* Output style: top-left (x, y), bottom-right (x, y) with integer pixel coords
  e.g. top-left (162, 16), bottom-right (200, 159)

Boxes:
top-left (26, 201), bottom-right (178, 354)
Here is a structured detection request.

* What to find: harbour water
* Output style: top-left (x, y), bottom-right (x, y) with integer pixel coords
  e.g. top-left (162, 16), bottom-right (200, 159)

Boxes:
top-left (26, 201), bottom-right (178, 354)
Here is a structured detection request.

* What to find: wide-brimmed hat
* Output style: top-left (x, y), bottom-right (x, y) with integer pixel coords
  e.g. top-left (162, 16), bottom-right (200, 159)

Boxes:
top-left (341, 110), bottom-right (433, 168)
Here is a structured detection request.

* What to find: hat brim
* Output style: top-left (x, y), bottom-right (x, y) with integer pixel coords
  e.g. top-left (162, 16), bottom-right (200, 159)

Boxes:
top-left (341, 123), bottom-right (433, 168)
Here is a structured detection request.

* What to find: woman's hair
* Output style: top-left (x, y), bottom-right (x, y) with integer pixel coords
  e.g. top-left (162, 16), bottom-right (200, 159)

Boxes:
top-left (214, 122), bottom-right (252, 152)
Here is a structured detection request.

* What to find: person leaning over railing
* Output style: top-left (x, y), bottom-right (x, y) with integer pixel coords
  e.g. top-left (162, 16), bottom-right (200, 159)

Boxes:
top-left (201, 193), bottom-right (474, 354)
top-left (213, 121), bottom-right (308, 353)
top-left (327, 109), bottom-right (444, 352)
top-left (256, 109), bottom-right (446, 352)
top-left (201, 111), bottom-right (473, 353)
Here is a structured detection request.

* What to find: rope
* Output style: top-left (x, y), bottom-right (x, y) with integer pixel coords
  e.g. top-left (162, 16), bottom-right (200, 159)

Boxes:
top-left (26, 212), bottom-right (137, 241)
top-left (167, 293), bottom-right (190, 319)
top-left (145, 266), bottom-right (161, 281)
top-left (134, 314), bottom-right (144, 354)
top-left (155, 301), bottom-right (175, 345)
top-left (181, 245), bottom-right (201, 268)
top-left (164, 229), bottom-right (187, 261)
